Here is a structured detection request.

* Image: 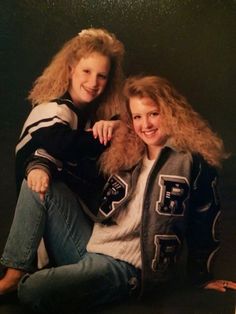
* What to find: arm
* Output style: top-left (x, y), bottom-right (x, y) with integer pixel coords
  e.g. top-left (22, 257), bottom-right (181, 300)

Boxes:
top-left (16, 128), bottom-right (106, 192)
top-left (32, 124), bottom-right (106, 161)
top-left (186, 155), bottom-right (221, 287)
top-left (16, 102), bottom-right (117, 196)
top-left (16, 101), bottom-right (106, 164)
top-left (25, 149), bottom-right (62, 200)
top-left (29, 103), bottom-right (120, 160)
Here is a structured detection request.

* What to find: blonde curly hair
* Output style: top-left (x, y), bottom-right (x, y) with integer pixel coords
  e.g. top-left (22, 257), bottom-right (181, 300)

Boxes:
top-left (100, 75), bottom-right (228, 175)
top-left (28, 28), bottom-right (125, 120)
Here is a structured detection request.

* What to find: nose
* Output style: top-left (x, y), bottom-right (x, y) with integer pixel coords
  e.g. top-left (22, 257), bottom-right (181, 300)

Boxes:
top-left (143, 116), bottom-right (152, 128)
top-left (88, 74), bottom-right (98, 87)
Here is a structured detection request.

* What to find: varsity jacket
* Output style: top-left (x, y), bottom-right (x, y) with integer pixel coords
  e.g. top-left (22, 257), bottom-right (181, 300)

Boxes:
top-left (95, 146), bottom-right (221, 293)
top-left (15, 96), bottom-right (106, 206)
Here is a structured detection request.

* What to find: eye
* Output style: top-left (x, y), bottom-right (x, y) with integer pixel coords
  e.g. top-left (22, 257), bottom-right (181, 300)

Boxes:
top-left (83, 69), bottom-right (90, 74)
top-left (98, 73), bottom-right (108, 80)
top-left (132, 115), bottom-right (141, 120)
top-left (150, 111), bottom-right (159, 117)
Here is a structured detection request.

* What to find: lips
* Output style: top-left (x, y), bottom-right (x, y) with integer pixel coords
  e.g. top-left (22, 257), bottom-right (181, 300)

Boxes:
top-left (142, 129), bottom-right (158, 137)
top-left (82, 85), bottom-right (98, 97)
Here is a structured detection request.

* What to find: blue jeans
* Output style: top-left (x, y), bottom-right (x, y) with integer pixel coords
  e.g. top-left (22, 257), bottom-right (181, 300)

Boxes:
top-left (1, 180), bottom-right (140, 312)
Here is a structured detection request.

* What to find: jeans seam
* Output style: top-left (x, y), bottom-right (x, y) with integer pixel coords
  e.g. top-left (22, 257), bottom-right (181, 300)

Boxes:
top-left (46, 193), bottom-right (85, 259)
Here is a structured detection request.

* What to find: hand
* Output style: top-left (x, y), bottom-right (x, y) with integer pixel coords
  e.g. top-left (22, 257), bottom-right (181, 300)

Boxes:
top-left (27, 169), bottom-right (50, 201)
top-left (91, 120), bottom-right (120, 145)
top-left (204, 280), bottom-right (236, 292)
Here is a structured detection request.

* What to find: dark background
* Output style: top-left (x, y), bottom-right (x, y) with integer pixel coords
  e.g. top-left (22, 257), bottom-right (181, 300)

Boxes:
top-left (0, 1), bottom-right (235, 313)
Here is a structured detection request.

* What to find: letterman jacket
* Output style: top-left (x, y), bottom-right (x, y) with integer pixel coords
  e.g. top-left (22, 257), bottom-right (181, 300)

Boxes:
top-left (15, 96), bottom-right (105, 207)
top-left (95, 146), bottom-right (221, 292)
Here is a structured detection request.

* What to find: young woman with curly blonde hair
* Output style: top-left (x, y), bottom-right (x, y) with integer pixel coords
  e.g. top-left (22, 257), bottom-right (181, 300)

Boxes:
top-left (0, 28), bottom-right (125, 301)
top-left (28, 28), bottom-right (124, 119)
top-left (100, 75), bottom-right (228, 175)
top-left (98, 75), bottom-right (235, 296)
top-left (15, 27), bottom-right (125, 197)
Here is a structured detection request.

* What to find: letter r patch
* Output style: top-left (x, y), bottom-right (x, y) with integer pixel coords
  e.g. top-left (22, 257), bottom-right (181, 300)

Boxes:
top-left (99, 175), bottom-right (128, 218)
top-left (156, 175), bottom-right (190, 216)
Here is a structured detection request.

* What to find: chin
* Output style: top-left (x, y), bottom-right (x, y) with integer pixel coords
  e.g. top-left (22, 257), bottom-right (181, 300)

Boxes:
top-left (81, 96), bottom-right (95, 103)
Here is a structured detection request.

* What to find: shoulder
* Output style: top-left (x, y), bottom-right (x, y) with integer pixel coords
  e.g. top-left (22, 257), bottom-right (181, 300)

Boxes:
top-left (162, 146), bottom-right (194, 167)
top-left (29, 100), bottom-right (78, 126)
top-left (191, 153), bottom-right (218, 176)
top-left (32, 100), bottom-right (74, 115)
top-left (190, 153), bottom-right (218, 194)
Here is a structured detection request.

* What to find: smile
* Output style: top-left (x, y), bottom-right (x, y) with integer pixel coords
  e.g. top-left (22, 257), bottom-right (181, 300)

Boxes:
top-left (142, 129), bottom-right (157, 136)
top-left (83, 86), bottom-right (98, 96)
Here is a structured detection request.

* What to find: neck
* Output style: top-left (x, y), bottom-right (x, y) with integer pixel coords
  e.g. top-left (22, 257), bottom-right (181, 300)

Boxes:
top-left (147, 145), bottom-right (163, 160)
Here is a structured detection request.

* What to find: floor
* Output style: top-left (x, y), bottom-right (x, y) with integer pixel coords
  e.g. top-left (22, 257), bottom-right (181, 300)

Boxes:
top-left (0, 284), bottom-right (235, 314)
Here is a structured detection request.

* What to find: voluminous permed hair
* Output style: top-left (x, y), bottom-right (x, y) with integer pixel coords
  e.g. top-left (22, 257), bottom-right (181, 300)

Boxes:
top-left (100, 75), bottom-right (228, 175)
top-left (28, 28), bottom-right (125, 120)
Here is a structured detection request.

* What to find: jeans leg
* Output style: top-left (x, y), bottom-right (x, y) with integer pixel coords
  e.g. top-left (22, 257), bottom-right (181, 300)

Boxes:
top-left (1, 180), bottom-right (46, 271)
top-left (1, 180), bottom-right (92, 271)
top-left (18, 253), bottom-right (141, 313)
top-left (42, 180), bottom-right (92, 265)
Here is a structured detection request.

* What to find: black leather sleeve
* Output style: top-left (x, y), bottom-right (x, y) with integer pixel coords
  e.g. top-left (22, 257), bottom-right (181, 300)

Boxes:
top-left (186, 155), bottom-right (221, 286)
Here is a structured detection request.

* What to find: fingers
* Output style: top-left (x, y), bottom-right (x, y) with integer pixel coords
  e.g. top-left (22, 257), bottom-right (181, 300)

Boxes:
top-left (92, 120), bottom-right (120, 145)
top-left (39, 192), bottom-right (46, 202)
top-left (224, 280), bottom-right (236, 290)
top-left (92, 120), bottom-right (109, 145)
top-left (27, 169), bottom-right (50, 200)
top-left (29, 179), bottom-right (48, 193)
top-left (204, 281), bottom-right (226, 292)
top-left (204, 280), bottom-right (236, 292)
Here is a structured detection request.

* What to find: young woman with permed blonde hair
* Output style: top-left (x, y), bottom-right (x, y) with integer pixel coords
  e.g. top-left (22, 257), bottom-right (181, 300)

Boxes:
top-left (0, 28), bottom-right (125, 299)
top-left (15, 27), bottom-right (125, 199)
top-left (100, 75), bottom-right (228, 174)
top-left (98, 75), bottom-right (235, 294)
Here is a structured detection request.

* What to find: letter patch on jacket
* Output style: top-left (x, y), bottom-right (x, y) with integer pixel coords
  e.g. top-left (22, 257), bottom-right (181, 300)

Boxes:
top-left (99, 175), bottom-right (128, 218)
top-left (156, 175), bottom-right (189, 216)
top-left (152, 234), bottom-right (181, 272)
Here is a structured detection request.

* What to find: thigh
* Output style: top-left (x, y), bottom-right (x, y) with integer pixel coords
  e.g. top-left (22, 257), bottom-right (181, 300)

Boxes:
top-left (43, 181), bottom-right (93, 265)
top-left (18, 253), bottom-right (141, 313)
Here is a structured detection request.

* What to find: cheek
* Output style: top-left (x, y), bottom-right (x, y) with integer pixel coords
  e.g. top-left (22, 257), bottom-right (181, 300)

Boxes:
top-left (70, 72), bottom-right (79, 86)
top-left (132, 121), bottom-right (140, 134)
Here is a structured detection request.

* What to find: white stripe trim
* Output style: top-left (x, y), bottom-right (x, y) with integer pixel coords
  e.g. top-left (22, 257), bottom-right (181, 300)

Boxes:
top-left (16, 117), bottom-right (67, 153)
top-left (207, 246), bottom-right (220, 272)
top-left (19, 102), bottom-right (78, 137)
top-left (212, 210), bottom-right (221, 242)
top-left (16, 102), bottom-right (78, 153)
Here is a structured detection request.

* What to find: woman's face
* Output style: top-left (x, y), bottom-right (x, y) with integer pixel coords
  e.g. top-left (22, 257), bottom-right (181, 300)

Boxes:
top-left (69, 52), bottom-right (111, 106)
top-left (129, 96), bottom-right (168, 159)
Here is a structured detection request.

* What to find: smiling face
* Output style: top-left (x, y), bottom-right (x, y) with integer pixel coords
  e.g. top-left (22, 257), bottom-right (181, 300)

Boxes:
top-left (69, 52), bottom-right (111, 106)
top-left (129, 96), bottom-right (168, 159)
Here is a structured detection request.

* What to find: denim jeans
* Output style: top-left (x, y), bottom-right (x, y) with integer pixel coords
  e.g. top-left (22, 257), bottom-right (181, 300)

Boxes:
top-left (1, 180), bottom-right (140, 312)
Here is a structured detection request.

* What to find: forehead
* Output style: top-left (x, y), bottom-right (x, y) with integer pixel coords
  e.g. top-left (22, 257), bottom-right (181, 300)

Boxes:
top-left (129, 96), bottom-right (158, 112)
top-left (74, 52), bottom-right (110, 69)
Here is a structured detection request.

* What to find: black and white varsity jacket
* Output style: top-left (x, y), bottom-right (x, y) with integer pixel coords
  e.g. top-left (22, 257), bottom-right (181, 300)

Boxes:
top-left (15, 96), bottom-right (106, 203)
top-left (95, 146), bottom-right (221, 292)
